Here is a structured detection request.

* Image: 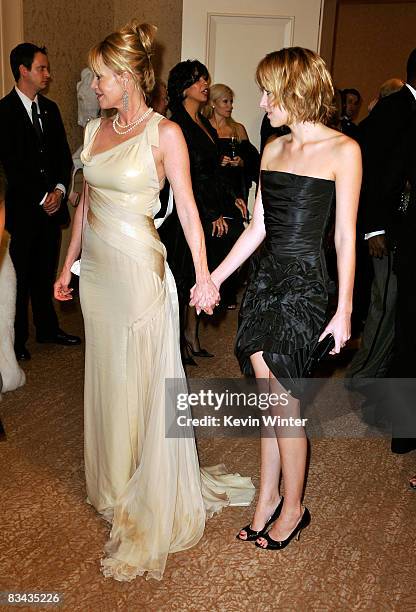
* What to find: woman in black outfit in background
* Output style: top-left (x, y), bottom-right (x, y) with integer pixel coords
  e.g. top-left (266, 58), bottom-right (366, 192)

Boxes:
top-left (204, 83), bottom-right (260, 308)
top-left (163, 60), bottom-right (227, 364)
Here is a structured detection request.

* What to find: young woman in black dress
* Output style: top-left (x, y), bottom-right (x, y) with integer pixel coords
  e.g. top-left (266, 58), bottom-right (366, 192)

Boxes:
top-left (211, 48), bottom-right (361, 549)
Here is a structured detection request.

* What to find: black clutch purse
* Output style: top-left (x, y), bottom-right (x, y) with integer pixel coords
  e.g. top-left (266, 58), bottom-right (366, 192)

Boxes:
top-left (302, 334), bottom-right (335, 377)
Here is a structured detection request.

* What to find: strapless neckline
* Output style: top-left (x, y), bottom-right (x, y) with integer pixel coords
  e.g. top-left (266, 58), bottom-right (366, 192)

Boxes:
top-left (261, 169), bottom-right (335, 183)
top-left (237, 164), bottom-right (335, 393)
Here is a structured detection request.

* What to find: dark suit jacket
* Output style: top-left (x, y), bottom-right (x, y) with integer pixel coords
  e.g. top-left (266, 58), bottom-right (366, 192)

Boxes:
top-left (389, 113), bottom-right (416, 377)
top-left (0, 88), bottom-right (72, 235)
top-left (358, 85), bottom-right (416, 238)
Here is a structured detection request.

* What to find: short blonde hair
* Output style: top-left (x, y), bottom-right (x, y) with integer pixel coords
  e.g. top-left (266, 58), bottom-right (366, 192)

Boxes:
top-left (88, 20), bottom-right (156, 99)
top-left (256, 47), bottom-right (334, 125)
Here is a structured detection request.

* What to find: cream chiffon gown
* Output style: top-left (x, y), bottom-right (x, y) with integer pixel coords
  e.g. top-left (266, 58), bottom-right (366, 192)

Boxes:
top-left (80, 114), bottom-right (254, 581)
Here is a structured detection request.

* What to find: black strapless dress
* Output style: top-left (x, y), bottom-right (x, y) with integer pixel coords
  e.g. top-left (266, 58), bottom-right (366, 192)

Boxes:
top-left (236, 170), bottom-right (335, 391)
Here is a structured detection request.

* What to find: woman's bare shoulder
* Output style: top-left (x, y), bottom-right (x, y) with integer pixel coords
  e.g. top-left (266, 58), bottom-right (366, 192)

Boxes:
top-left (261, 133), bottom-right (290, 168)
top-left (158, 117), bottom-right (184, 142)
top-left (322, 126), bottom-right (359, 152)
top-left (332, 132), bottom-right (361, 168)
top-left (318, 128), bottom-right (361, 181)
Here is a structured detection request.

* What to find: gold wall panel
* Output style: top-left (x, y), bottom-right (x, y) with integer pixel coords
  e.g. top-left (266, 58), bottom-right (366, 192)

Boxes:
top-left (23, 0), bottom-right (113, 151)
top-left (113, 0), bottom-right (182, 83)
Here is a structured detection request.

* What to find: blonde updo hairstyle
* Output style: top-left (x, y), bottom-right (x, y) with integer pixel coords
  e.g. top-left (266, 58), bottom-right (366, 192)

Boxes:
top-left (203, 83), bottom-right (241, 139)
top-left (88, 20), bottom-right (156, 101)
top-left (256, 47), bottom-right (334, 125)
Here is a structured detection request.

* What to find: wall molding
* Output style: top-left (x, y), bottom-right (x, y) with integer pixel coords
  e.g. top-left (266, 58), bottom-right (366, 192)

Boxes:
top-left (206, 12), bottom-right (294, 70)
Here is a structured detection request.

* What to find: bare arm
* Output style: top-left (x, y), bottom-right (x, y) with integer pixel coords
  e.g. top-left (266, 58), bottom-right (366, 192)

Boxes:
top-left (320, 138), bottom-right (362, 352)
top-left (210, 143), bottom-right (277, 288)
top-left (159, 120), bottom-right (219, 313)
top-left (211, 187), bottom-right (266, 289)
top-left (54, 181), bottom-right (89, 301)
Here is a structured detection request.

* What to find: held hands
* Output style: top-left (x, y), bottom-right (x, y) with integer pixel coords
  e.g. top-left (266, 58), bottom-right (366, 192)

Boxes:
top-left (189, 276), bottom-right (220, 315)
top-left (43, 189), bottom-right (63, 215)
top-left (54, 268), bottom-right (74, 301)
top-left (212, 215), bottom-right (228, 237)
top-left (318, 311), bottom-right (351, 354)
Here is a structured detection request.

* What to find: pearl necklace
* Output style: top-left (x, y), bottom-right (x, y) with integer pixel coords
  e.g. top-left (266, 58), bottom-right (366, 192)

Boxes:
top-left (112, 107), bottom-right (153, 135)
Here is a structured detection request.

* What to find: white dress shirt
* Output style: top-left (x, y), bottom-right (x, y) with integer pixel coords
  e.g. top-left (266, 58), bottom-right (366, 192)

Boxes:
top-left (14, 86), bottom-right (66, 197)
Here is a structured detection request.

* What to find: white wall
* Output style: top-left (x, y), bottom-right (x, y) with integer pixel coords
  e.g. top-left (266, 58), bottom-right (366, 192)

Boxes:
top-left (182, 0), bottom-right (324, 148)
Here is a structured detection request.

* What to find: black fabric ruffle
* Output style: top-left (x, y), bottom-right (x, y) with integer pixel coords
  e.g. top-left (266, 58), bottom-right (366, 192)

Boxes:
top-left (236, 247), bottom-right (327, 370)
top-left (235, 170), bottom-right (335, 384)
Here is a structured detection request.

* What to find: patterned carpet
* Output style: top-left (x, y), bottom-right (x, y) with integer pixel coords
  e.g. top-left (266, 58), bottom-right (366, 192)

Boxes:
top-left (1, 299), bottom-right (415, 612)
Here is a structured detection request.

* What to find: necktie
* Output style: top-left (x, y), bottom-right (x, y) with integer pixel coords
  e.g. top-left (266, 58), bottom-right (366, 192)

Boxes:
top-left (31, 101), bottom-right (43, 141)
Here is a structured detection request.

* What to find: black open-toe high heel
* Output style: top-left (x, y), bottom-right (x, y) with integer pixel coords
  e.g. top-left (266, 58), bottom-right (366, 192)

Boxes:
top-left (236, 496), bottom-right (284, 542)
top-left (185, 340), bottom-right (214, 358)
top-left (255, 507), bottom-right (311, 551)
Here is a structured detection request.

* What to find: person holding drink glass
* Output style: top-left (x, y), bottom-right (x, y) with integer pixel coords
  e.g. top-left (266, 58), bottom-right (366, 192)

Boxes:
top-left (204, 83), bottom-right (259, 308)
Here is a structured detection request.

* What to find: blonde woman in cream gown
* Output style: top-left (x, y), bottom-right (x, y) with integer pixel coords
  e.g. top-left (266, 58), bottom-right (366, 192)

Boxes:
top-left (55, 21), bottom-right (254, 582)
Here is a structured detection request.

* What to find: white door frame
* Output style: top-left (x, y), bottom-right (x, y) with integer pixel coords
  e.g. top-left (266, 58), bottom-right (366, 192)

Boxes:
top-left (182, 0), bottom-right (325, 63)
top-left (205, 12), bottom-right (295, 72)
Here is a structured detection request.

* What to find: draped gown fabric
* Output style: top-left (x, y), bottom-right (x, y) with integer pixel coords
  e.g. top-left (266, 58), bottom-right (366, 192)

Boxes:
top-left (236, 170), bottom-right (335, 394)
top-left (80, 114), bottom-right (254, 581)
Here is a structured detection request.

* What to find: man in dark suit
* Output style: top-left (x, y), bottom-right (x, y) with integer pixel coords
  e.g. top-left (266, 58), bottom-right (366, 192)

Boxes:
top-left (386, 112), bottom-right (416, 454)
top-left (0, 43), bottom-right (80, 361)
top-left (346, 48), bottom-right (416, 453)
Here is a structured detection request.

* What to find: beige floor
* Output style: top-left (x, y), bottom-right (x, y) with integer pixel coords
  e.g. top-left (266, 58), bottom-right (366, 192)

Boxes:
top-left (1, 299), bottom-right (415, 611)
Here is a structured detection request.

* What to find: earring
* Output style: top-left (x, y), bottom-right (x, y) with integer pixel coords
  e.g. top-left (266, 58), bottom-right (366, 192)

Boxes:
top-left (122, 81), bottom-right (129, 112)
